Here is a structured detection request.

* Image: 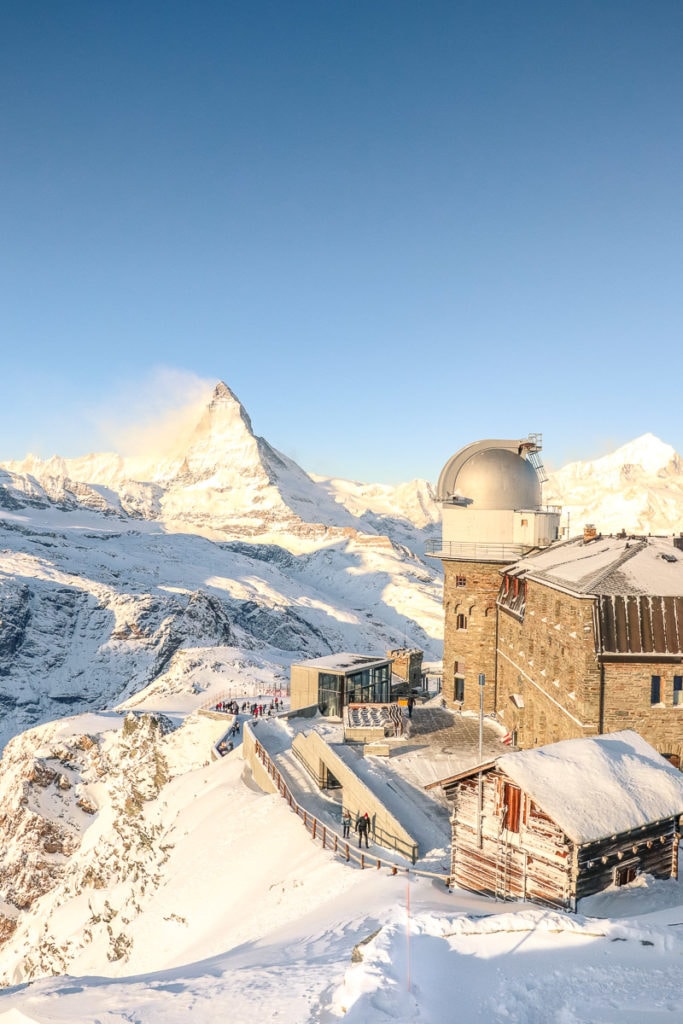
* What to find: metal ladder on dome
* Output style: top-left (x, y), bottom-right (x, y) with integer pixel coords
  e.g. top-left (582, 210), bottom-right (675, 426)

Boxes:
top-left (525, 448), bottom-right (548, 484)
top-left (524, 428), bottom-right (548, 483)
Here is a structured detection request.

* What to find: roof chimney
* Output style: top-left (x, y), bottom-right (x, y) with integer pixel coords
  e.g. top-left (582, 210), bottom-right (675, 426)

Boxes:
top-left (583, 524), bottom-right (597, 543)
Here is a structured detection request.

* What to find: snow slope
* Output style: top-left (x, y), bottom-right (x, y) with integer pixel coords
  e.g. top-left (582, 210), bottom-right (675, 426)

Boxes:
top-left (0, 707), bottom-right (681, 1023)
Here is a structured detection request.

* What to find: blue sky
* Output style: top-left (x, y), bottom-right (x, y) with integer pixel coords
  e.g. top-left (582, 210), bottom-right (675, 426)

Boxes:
top-left (2, 1), bottom-right (682, 484)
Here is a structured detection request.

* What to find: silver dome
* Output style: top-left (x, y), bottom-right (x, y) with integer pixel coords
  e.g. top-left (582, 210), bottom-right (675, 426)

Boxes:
top-left (438, 439), bottom-right (542, 510)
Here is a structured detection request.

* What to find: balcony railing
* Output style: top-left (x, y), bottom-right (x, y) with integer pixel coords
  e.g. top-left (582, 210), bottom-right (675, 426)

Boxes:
top-left (425, 539), bottom-right (536, 561)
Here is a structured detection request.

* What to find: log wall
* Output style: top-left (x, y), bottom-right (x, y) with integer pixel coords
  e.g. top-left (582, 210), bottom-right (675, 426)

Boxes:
top-left (451, 769), bottom-right (681, 911)
top-left (451, 771), bottom-right (572, 909)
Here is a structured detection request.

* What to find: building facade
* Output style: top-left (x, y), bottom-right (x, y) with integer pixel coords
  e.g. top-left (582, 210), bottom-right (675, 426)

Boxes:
top-left (495, 533), bottom-right (683, 759)
top-left (444, 731), bottom-right (683, 911)
top-left (429, 435), bottom-right (561, 714)
top-left (432, 436), bottom-right (683, 761)
top-left (290, 653), bottom-right (393, 716)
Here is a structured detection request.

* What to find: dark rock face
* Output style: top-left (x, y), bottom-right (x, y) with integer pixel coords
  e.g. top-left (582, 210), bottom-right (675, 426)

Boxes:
top-left (0, 584), bottom-right (31, 666)
top-left (233, 601), bottom-right (333, 654)
top-left (0, 487), bottom-right (25, 511)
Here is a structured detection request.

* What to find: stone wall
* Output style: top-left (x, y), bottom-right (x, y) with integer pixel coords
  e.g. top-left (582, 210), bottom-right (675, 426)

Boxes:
top-left (442, 559), bottom-right (502, 713)
top-left (603, 662), bottom-right (683, 762)
top-left (494, 582), bottom-right (601, 747)
top-left (494, 578), bottom-right (683, 759)
top-left (387, 648), bottom-right (423, 688)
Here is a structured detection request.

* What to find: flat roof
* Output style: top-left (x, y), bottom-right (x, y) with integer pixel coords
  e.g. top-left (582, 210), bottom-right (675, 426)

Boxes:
top-left (291, 652), bottom-right (391, 673)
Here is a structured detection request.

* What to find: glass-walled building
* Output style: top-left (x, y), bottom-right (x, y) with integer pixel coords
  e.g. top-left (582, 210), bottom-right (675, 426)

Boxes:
top-left (290, 653), bottom-right (393, 717)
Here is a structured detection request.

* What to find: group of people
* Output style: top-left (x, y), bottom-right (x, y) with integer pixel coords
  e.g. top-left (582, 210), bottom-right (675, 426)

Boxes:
top-left (214, 699), bottom-right (240, 715)
top-left (250, 701), bottom-right (278, 718)
top-left (341, 808), bottom-right (372, 848)
top-left (214, 697), bottom-right (285, 717)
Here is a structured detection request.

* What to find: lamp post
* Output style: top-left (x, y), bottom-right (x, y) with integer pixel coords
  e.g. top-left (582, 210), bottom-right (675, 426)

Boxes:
top-left (477, 673), bottom-right (485, 848)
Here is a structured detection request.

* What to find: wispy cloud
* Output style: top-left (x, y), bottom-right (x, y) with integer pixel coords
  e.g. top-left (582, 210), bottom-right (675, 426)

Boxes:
top-left (91, 368), bottom-right (216, 458)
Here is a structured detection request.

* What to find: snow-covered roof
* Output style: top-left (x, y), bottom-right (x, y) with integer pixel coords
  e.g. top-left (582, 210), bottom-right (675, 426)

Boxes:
top-left (292, 652), bottom-right (391, 673)
top-left (508, 535), bottom-right (683, 597)
top-left (497, 731), bottom-right (683, 845)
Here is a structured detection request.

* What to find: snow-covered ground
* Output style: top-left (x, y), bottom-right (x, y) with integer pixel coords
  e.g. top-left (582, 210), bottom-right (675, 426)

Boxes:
top-left (0, 702), bottom-right (681, 1023)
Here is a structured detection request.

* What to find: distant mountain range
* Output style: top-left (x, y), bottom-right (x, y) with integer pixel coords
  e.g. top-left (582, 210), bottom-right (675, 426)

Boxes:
top-left (544, 433), bottom-right (683, 537)
top-left (0, 382), bottom-right (439, 545)
top-left (0, 383), bottom-right (443, 750)
top-left (0, 383), bottom-right (680, 749)
top-left (4, 392), bottom-right (680, 541)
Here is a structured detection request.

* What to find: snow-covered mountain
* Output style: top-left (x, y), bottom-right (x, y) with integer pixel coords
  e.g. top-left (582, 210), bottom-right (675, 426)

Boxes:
top-left (1, 382), bottom-right (440, 546)
top-left (0, 382), bottom-right (443, 751)
top-left (2, 395), bottom-right (682, 755)
top-left (545, 433), bottom-right (683, 536)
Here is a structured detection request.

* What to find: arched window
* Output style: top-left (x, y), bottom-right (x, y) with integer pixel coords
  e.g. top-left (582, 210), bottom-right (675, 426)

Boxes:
top-left (456, 613), bottom-right (467, 630)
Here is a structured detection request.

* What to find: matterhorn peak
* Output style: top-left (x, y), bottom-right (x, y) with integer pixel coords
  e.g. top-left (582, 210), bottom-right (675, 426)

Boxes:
top-left (211, 379), bottom-right (244, 407)
top-left (170, 381), bottom-right (259, 484)
top-left (204, 380), bottom-right (255, 434)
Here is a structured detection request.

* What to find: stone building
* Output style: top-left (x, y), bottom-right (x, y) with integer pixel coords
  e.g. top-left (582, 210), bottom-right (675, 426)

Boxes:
top-left (495, 531), bottom-right (683, 759)
top-left (386, 647), bottom-right (423, 693)
top-left (429, 436), bottom-right (683, 761)
top-left (428, 435), bottom-right (561, 715)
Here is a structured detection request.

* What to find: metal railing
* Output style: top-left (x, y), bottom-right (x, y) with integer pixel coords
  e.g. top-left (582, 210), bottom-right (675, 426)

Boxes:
top-left (425, 540), bottom-right (534, 561)
top-left (200, 688), bottom-right (288, 712)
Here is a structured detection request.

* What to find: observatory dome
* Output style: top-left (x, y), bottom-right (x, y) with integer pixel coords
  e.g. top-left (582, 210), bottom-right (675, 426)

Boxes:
top-left (438, 443), bottom-right (542, 511)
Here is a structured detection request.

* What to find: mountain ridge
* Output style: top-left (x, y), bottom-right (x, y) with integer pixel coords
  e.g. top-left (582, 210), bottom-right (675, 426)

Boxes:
top-left (1, 382), bottom-right (439, 546)
top-left (545, 433), bottom-right (683, 536)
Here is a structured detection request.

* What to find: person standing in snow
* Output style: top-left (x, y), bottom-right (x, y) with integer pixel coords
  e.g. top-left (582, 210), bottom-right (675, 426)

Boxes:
top-left (356, 812), bottom-right (370, 848)
top-left (342, 808), bottom-right (352, 839)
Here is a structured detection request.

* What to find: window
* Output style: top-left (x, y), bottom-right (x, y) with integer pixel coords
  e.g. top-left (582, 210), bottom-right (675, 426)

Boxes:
top-left (650, 676), bottom-right (661, 705)
top-left (454, 676), bottom-right (465, 703)
top-left (456, 613), bottom-right (467, 630)
top-left (615, 862), bottom-right (638, 887)
top-left (455, 576), bottom-right (466, 588)
top-left (520, 518), bottom-right (528, 527)
top-left (345, 665), bottom-right (390, 705)
top-left (674, 676), bottom-right (683, 706)
top-left (318, 673), bottom-right (343, 716)
top-left (503, 783), bottom-right (521, 833)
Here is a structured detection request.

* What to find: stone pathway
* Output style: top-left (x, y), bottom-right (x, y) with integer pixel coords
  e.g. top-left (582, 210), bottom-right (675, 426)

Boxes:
top-left (383, 704), bottom-right (511, 793)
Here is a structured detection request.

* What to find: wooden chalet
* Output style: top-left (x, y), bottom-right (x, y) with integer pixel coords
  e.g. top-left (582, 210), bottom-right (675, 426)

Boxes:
top-left (433, 730), bottom-right (683, 911)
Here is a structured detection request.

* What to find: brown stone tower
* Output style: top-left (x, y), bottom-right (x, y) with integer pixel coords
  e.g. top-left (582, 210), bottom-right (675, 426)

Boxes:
top-left (427, 436), bottom-right (561, 714)
top-left (386, 647), bottom-right (423, 692)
